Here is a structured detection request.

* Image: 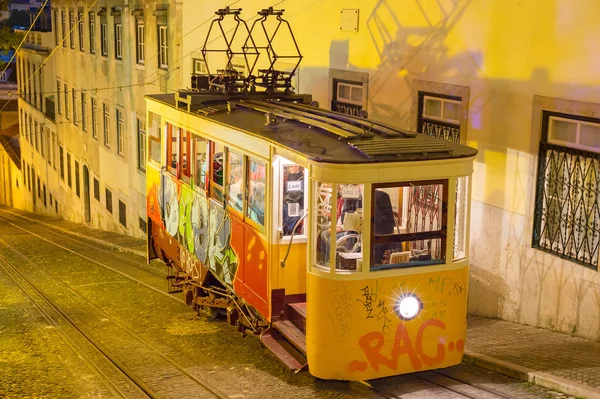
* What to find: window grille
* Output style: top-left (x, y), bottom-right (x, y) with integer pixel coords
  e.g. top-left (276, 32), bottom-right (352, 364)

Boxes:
top-left (418, 92), bottom-right (461, 144)
top-left (533, 111), bottom-right (600, 270)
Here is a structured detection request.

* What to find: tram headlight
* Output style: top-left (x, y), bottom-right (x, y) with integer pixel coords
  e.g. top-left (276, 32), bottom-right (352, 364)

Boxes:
top-left (395, 293), bottom-right (423, 321)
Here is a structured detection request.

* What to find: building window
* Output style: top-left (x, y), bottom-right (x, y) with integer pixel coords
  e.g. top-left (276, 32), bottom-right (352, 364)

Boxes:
top-left (103, 104), bottom-right (110, 147)
top-left (75, 160), bottom-right (80, 197)
top-left (81, 93), bottom-right (87, 131)
top-left (51, 132), bottom-right (57, 169)
top-left (105, 188), bottom-right (112, 214)
top-left (193, 58), bottom-right (207, 74)
top-left (67, 152), bottom-right (72, 188)
top-left (72, 88), bottom-right (77, 125)
top-left (100, 21), bottom-right (108, 56)
top-left (54, 10), bottom-right (59, 45)
top-left (139, 217), bottom-right (147, 232)
top-left (136, 21), bottom-right (145, 64)
top-left (69, 11), bottom-right (75, 49)
top-left (56, 81), bottom-right (61, 114)
top-left (91, 98), bottom-right (98, 139)
top-left (40, 128), bottom-right (45, 158)
top-left (137, 119), bottom-right (146, 171)
top-left (418, 92), bottom-right (462, 143)
top-left (59, 146), bottom-right (64, 180)
top-left (78, 12), bottom-right (84, 51)
top-left (331, 79), bottom-right (363, 116)
top-left (533, 112), bottom-right (600, 270)
top-left (89, 12), bottom-right (95, 54)
top-left (116, 108), bottom-right (124, 155)
top-left (61, 12), bottom-right (66, 47)
top-left (158, 25), bottom-right (168, 69)
top-left (64, 83), bottom-right (69, 120)
top-left (114, 23), bottom-right (122, 59)
top-left (93, 178), bottom-right (100, 201)
top-left (34, 121), bottom-right (39, 151)
top-left (118, 200), bottom-right (126, 227)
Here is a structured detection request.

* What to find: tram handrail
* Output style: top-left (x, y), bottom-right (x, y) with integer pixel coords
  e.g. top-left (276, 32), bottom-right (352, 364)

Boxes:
top-left (280, 212), bottom-right (308, 268)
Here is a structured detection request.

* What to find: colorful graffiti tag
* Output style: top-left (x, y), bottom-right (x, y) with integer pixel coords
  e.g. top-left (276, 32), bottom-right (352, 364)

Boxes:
top-left (159, 173), bottom-right (239, 287)
top-left (348, 319), bottom-right (464, 372)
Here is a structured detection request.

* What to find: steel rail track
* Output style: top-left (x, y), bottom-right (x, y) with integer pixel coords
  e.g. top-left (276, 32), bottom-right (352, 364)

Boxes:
top-left (0, 250), bottom-right (152, 399)
top-left (0, 228), bottom-right (231, 399)
top-left (0, 214), bottom-right (185, 306)
top-left (361, 369), bottom-right (517, 399)
top-left (0, 211), bottom-right (165, 277)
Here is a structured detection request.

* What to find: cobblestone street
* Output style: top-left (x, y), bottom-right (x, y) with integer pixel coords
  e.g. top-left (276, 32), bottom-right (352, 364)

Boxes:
top-left (0, 209), bottom-right (585, 399)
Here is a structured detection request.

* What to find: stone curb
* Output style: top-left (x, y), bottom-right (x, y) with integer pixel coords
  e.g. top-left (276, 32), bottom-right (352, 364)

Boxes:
top-left (464, 351), bottom-right (600, 399)
top-left (4, 210), bottom-right (147, 258)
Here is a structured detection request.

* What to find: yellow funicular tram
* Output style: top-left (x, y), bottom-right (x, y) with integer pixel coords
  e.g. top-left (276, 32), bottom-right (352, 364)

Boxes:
top-left (145, 7), bottom-right (476, 381)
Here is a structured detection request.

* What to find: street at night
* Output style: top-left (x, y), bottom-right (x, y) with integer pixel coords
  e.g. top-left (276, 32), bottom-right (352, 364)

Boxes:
top-left (0, 208), bottom-right (594, 398)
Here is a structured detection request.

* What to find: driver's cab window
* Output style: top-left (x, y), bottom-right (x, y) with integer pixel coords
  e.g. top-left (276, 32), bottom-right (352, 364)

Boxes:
top-left (371, 180), bottom-right (447, 271)
top-left (210, 141), bottom-right (224, 202)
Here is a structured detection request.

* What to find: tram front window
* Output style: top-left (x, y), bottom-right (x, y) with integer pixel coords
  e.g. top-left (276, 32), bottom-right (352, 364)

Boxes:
top-left (371, 181), bottom-right (447, 271)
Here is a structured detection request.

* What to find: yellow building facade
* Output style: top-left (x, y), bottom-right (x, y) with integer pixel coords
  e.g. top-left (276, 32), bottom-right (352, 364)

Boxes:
top-left (18, 1), bottom-right (183, 236)
top-left (179, 0), bottom-right (600, 340)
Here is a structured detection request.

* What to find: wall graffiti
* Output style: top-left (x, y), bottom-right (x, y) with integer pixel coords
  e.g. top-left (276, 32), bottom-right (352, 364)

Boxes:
top-left (158, 173), bottom-right (239, 287)
top-left (348, 319), bottom-right (464, 373)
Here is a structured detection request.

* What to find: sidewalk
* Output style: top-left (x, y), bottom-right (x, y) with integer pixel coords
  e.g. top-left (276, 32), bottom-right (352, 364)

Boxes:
top-left (4, 208), bottom-right (600, 399)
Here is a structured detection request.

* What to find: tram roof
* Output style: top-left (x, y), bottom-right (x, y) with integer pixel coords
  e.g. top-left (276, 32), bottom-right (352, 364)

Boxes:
top-left (146, 91), bottom-right (478, 164)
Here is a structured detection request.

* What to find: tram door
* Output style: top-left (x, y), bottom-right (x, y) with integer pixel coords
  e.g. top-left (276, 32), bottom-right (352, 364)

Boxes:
top-left (273, 156), bottom-right (308, 296)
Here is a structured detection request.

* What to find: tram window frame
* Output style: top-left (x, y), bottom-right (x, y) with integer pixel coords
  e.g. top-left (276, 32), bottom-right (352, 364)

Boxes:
top-left (180, 130), bottom-right (191, 182)
top-left (226, 149), bottom-right (244, 214)
top-left (370, 179), bottom-right (448, 271)
top-left (166, 124), bottom-right (180, 176)
top-left (276, 156), bottom-right (308, 240)
top-left (246, 157), bottom-right (266, 233)
top-left (209, 141), bottom-right (225, 203)
top-left (191, 135), bottom-right (208, 192)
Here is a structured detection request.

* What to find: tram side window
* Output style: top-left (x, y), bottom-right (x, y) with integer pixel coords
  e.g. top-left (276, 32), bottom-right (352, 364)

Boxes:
top-left (166, 125), bottom-right (180, 175)
top-left (371, 180), bottom-right (447, 271)
top-left (148, 112), bottom-right (161, 164)
top-left (209, 141), bottom-right (225, 202)
top-left (226, 150), bottom-right (244, 212)
top-left (247, 158), bottom-right (266, 230)
top-left (192, 136), bottom-right (208, 190)
top-left (282, 164), bottom-right (306, 236)
top-left (180, 130), bottom-right (191, 180)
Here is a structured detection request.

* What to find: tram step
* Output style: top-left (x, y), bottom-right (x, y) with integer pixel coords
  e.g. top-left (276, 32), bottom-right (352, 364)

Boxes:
top-left (260, 329), bottom-right (307, 371)
top-left (287, 302), bottom-right (306, 334)
top-left (273, 320), bottom-right (306, 355)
